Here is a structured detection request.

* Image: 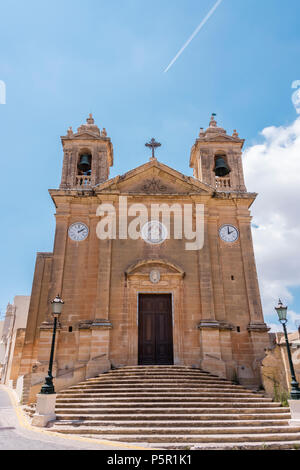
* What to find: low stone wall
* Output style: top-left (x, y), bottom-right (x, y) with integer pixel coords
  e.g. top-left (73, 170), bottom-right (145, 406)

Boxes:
top-left (17, 355), bottom-right (110, 404)
top-left (261, 334), bottom-right (300, 402)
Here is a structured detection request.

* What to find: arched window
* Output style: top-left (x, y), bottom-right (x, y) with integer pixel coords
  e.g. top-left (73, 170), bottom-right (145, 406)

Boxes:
top-left (77, 150), bottom-right (92, 176)
top-left (76, 150), bottom-right (92, 188)
top-left (214, 152), bottom-right (230, 178)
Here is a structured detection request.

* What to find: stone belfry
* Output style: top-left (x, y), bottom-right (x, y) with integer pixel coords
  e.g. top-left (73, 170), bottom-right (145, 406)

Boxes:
top-left (190, 114), bottom-right (246, 192)
top-left (60, 114), bottom-right (113, 189)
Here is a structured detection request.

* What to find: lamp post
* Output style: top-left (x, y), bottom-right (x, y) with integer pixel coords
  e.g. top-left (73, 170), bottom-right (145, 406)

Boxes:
top-left (40, 295), bottom-right (64, 395)
top-left (275, 299), bottom-right (300, 400)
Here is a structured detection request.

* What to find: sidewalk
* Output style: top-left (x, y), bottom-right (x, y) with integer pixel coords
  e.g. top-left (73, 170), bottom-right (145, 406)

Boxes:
top-left (0, 386), bottom-right (149, 450)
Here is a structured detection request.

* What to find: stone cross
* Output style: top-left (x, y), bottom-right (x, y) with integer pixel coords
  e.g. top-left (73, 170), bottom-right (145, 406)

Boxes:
top-left (145, 138), bottom-right (161, 160)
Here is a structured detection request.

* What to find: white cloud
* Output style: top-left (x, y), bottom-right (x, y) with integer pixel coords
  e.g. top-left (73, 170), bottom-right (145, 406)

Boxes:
top-left (268, 323), bottom-right (283, 333)
top-left (244, 116), bottom-right (300, 329)
top-left (292, 81), bottom-right (300, 114)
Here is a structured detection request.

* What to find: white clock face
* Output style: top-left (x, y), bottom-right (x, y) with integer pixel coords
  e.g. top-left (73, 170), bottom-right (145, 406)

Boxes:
top-left (141, 221), bottom-right (168, 245)
top-left (68, 223), bottom-right (89, 242)
top-left (219, 224), bottom-right (239, 243)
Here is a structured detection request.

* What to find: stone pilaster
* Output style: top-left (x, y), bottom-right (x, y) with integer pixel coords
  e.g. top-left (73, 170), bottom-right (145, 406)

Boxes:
top-left (197, 210), bottom-right (215, 321)
top-left (95, 198), bottom-right (114, 319)
top-left (238, 215), bottom-right (266, 326)
top-left (47, 212), bottom-right (69, 320)
top-left (85, 320), bottom-right (112, 378)
top-left (198, 321), bottom-right (227, 378)
top-left (208, 214), bottom-right (227, 322)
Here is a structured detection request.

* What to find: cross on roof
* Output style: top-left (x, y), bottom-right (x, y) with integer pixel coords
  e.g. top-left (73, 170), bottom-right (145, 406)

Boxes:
top-left (145, 138), bottom-right (161, 160)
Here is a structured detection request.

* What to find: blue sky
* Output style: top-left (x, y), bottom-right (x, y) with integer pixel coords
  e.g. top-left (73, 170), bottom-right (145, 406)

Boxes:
top-left (1, 0), bottom-right (300, 329)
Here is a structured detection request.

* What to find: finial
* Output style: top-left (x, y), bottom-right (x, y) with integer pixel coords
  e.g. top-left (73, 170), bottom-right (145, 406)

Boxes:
top-left (67, 126), bottom-right (73, 137)
top-left (199, 127), bottom-right (204, 137)
top-left (145, 138), bottom-right (161, 160)
top-left (102, 128), bottom-right (107, 137)
top-left (87, 113), bottom-right (94, 125)
top-left (209, 113), bottom-right (217, 128)
top-left (232, 129), bottom-right (239, 138)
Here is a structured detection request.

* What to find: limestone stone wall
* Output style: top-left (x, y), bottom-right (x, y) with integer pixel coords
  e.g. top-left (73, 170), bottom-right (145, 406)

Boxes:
top-left (16, 117), bottom-right (270, 403)
top-left (261, 332), bottom-right (300, 400)
top-left (0, 296), bottom-right (30, 386)
top-left (18, 188), bottom-right (269, 402)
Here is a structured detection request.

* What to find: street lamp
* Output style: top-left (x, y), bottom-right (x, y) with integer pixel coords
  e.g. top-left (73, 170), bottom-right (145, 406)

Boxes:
top-left (275, 299), bottom-right (300, 400)
top-left (40, 295), bottom-right (64, 395)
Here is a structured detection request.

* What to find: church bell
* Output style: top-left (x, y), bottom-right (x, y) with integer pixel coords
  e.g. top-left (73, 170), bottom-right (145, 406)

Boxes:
top-left (214, 156), bottom-right (230, 177)
top-left (78, 154), bottom-right (91, 173)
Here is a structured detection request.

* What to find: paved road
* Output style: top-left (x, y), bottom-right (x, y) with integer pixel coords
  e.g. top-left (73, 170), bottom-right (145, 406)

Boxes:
top-left (0, 386), bottom-right (135, 450)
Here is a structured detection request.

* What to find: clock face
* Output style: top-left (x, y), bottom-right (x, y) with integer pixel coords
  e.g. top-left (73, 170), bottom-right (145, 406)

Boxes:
top-left (141, 221), bottom-right (168, 245)
top-left (219, 224), bottom-right (239, 243)
top-left (68, 222), bottom-right (89, 242)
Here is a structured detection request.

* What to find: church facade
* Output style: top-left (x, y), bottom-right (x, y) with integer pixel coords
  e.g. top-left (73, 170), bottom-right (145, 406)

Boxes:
top-left (18, 114), bottom-right (269, 403)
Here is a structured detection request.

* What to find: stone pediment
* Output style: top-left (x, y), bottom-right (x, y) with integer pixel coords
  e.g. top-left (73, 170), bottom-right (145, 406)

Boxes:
top-left (73, 131), bottom-right (100, 139)
top-left (94, 159), bottom-right (214, 195)
top-left (62, 131), bottom-right (102, 141)
top-left (198, 133), bottom-right (244, 144)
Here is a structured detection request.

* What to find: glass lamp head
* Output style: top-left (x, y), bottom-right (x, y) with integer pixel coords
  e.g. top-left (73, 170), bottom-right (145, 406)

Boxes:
top-left (51, 294), bottom-right (64, 318)
top-left (275, 299), bottom-right (288, 323)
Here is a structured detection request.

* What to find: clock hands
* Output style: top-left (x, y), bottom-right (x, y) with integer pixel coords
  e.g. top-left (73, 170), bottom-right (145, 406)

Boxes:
top-left (227, 226), bottom-right (235, 236)
top-left (68, 223), bottom-right (89, 241)
top-left (220, 225), bottom-right (239, 243)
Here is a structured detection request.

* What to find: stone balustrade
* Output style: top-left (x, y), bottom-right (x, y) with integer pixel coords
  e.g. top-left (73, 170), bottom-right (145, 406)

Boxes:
top-left (76, 175), bottom-right (91, 188)
top-left (215, 176), bottom-right (231, 190)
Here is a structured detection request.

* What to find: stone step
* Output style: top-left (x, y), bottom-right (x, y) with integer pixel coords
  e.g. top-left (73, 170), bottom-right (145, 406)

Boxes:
top-left (56, 397), bottom-right (279, 405)
top-left (50, 427), bottom-right (300, 442)
top-left (80, 380), bottom-right (246, 388)
top-left (112, 366), bottom-right (208, 370)
top-left (88, 373), bottom-right (232, 380)
top-left (55, 416), bottom-right (290, 427)
top-left (55, 411), bottom-right (291, 421)
top-left (69, 383), bottom-right (255, 391)
top-left (80, 382), bottom-right (240, 389)
top-left (52, 365), bottom-right (291, 448)
top-left (105, 374), bottom-right (229, 381)
top-left (108, 369), bottom-right (220, 372)
top-left (65, 387), bottom-right (260, 396)
top-left (55, 405), bottom-right (289, 415)
top-left (148, 441), bottom-right (300, 450)
top-left (57, 392), bottom-right (273, 400)
top-left (53, 421), bottom-right (296, 432)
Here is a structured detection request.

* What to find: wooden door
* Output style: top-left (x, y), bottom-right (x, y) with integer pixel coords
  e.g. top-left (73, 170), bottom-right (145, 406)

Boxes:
top-left (138, 294), bottom-right (173, 365)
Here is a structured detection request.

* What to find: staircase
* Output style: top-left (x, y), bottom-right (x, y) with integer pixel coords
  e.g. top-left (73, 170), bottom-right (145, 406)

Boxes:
top-left (47, 366), bottom-right (300, 449)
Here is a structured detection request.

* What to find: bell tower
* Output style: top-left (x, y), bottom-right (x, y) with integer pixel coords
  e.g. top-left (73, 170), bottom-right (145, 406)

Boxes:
top-left (190, 114), bottom-right (246, 192)
top-left (60, 114), bottom-right (113, 189)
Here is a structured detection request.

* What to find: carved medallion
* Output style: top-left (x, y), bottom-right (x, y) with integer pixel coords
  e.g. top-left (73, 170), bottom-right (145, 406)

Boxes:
top-left (150, 270), bottom-right (161, 284)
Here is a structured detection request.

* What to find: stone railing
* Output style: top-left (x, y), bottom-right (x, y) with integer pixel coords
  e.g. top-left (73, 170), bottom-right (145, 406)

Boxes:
top-left (19, 354), bottom-right (109, 404)
top-left (76, 175), bottom-right (91, 188)
top-left (215, 176), bottom-right (231, 190)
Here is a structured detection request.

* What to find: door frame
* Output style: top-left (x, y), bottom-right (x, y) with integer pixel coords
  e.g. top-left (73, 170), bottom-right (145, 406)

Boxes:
top-left (137, 292), bottom-right (174, 365)
top-left (124, 260), bottom-right (185, 366)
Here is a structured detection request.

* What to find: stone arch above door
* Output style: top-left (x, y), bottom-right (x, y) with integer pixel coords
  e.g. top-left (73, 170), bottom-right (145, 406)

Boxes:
top-left (125, 258), bottom-right (185, 282)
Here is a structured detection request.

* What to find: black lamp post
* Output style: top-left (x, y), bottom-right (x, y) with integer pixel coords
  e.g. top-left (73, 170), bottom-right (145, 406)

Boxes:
top-left (275, 299), bottom-right (300, 400)
top-left (40, 295), bottom-right (64, 395)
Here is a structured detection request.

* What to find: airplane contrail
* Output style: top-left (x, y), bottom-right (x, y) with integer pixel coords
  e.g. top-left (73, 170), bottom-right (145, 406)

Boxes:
top-left (164, 0), bottom-right (223, 73)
